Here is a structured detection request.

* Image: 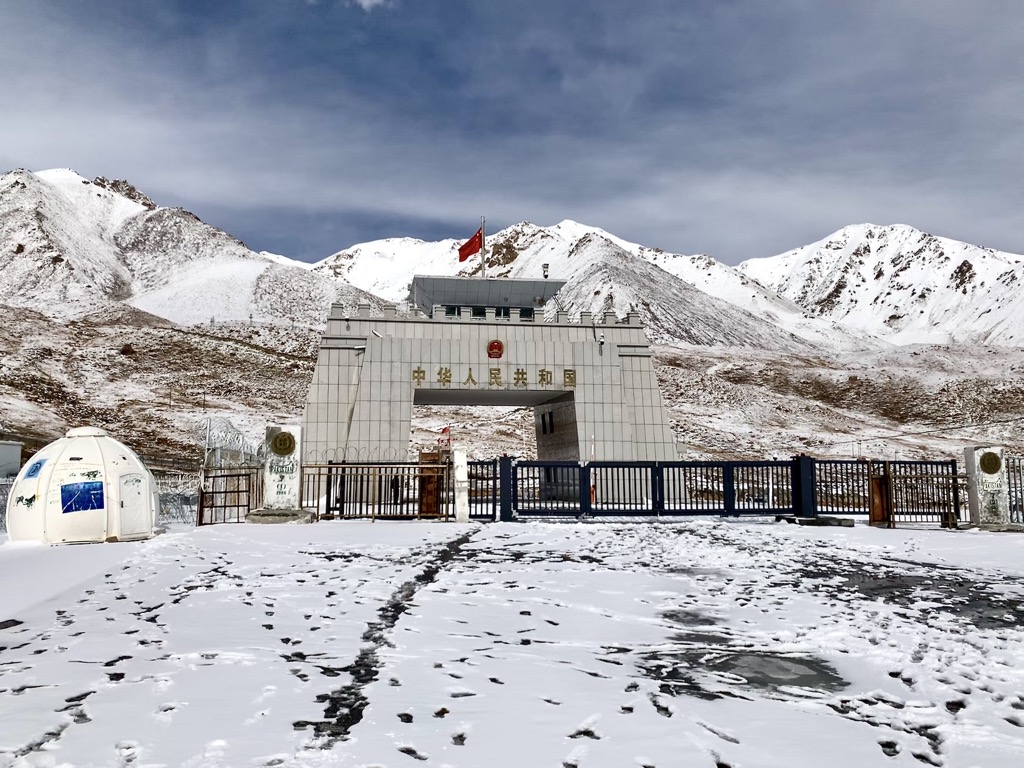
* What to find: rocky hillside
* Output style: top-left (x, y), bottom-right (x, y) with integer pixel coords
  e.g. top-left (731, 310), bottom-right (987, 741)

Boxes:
top-left (0, 168), bottom-right (379, 462)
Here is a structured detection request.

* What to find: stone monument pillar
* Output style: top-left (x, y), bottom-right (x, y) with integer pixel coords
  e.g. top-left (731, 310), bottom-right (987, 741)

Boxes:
top-left (964, 445), bottom-right (1013, 529)
top-left (248, 426), bottom-right (312, 523)
top-left (452, 449), bottom-right (470, 524)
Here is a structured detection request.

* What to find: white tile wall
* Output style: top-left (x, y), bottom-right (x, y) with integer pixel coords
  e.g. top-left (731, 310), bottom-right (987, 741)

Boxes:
top-left (302, 314), bottom-right (676, 462)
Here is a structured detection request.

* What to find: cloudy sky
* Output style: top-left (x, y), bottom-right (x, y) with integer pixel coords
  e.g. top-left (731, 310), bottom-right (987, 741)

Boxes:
top-left (2, 1), bottom-right (1022, 263)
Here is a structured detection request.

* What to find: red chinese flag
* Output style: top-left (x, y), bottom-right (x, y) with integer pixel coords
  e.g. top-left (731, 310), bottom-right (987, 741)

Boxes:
top-left (458, 228), bottom-right (483, 262)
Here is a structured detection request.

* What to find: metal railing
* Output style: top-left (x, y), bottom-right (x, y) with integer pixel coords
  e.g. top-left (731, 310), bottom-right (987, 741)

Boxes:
top-left (468, 460), bottom-right (498, 521)
top-left (301, 462), bottom-right (452, 520)
top-left (1007, 457), bottom-right (1024, 526)
top-left (869, 460), bottom-right (962, 528)
top-left (815, 460), bottom-right (872, 515)
top-left (198, 466), bottom-right (263, 525)
top-left (512, 459), bottom-right (801, 519)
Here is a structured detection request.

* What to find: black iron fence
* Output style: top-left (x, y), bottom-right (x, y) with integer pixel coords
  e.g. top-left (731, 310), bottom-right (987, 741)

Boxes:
top-left (188, 454), bottom-right (970, 528)
top-left (301, 461), bottom-right (452, 520)
top-left (872, 460), bottom-right (961, 528)
top-left (1005, 456), bottom-right (1023, 526)
top-left (468, 459), bottom-right (499, 521)
top-left (815, 460), bottom-right (872, 515)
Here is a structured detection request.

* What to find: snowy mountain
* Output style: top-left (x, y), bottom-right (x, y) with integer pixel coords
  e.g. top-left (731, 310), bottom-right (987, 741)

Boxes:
top-left (315, 220), bottom-right (872, 351)
top-left (3, 167), bottom-right (1024, 463)
top-left (0, 168), bottom-right (382, 461)
top-left (739, 223), bottom-right (1024, 346)
top-left (0, 168), bottom-right (381, 328)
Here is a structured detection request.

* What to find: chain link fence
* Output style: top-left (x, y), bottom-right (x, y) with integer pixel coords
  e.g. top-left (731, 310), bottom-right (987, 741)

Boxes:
top-left (155, 471), bottom-right (201, 526)
top-left (0, 478), bottom-right (12, 534)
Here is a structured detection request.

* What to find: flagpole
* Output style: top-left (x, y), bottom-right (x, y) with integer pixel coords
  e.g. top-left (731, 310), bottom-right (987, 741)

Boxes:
top-left (480, 216), bottom-right (487, 278)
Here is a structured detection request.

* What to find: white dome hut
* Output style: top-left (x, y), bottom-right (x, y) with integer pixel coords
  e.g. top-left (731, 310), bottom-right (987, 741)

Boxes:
top-left (4, 427), bottom-right (158, 545)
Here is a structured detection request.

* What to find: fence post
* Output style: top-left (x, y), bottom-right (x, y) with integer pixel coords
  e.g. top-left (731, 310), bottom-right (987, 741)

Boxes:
top-left (653, 463), bottom-right (664, 516)
top-left (948, 458), bottom-right (961, 529)
top-left (579, 462), bottom-right (592, 518)
top-left (490, 459), bottom-right (499, 521)
top-left (791, 455), bottom-right (818, 518)
top-left (723, 463), bottom-right (736, 516)
top-left (499, 456), bottom-right (514, 521)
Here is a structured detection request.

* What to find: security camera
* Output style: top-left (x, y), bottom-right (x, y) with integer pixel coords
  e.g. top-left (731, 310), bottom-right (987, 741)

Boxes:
top-left (542, 263), bottom-right (549, 279)
top-left (599, 332), bottom-right (605, 346)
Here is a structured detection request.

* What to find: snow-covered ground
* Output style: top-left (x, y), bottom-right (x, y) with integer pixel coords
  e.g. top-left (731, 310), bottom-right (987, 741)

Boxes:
top-left (2, 520), bottom-right (1023, 767)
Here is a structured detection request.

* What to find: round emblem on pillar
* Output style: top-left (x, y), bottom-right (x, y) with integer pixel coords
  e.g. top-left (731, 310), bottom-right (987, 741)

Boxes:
top-left (979, 451), bottom-right (1001, 475)
top-left (271, 431), bottom-right (296, 457)
top-left (487, 339), bottom-right (504, 359)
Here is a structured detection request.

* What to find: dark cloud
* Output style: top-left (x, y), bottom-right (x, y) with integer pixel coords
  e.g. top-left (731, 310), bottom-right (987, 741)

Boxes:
top-left (1, 0), bottom-right (1022, 262)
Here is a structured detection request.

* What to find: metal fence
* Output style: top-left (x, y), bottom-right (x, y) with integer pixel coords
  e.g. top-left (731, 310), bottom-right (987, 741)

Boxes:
top-left (1004, 456), bottom-right (1023, 526)
top-left (876, 460), bottom-right (961, 527)
top-left (659, 461), bottom-right (796, 515)
top-left (511, 459), bottom-right (805, 519)
top-left (468, 460), bottom-right (499, 521)
top-left (198, 466), bottom-right (264, 525)
top-left (301, 462), bottom-right (452, 520)
top-left (815, 460), bottom-right (872, 515)
top-left (154, 471), bottom-right (200, 526)
top-left (503, 457), bottom-right (966, 526)
top-left (0, 478), bottom-right (11, 533)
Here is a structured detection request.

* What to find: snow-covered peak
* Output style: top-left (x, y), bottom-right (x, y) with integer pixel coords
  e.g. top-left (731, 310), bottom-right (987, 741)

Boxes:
top-left (738, 223), bottom-right (1024, 345)
top-left (33, 168), bottom-right (150, 232)
top-left (259, 250), bottom-right (312, 269)
top-left (0, 168), bottom-right (381, 327)
top-left (316, 220), bottom-right (870, 350)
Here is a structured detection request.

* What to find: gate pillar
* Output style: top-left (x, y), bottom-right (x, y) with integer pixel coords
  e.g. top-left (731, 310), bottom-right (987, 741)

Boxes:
top-left (964, 446), bottom-right (1013, 529)
top-left (248, 426), bottom-right (312, 524)
top-left (499, 456), bottom-right (515, 522)
top-left (791, 455), bottom-right (818, 518)
top-left (453, 449), bottom-right (470, 523)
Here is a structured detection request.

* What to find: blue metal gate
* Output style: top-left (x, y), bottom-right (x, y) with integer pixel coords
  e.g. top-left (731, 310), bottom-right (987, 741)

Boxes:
top-left (509, 458), bottom-right (807, 519)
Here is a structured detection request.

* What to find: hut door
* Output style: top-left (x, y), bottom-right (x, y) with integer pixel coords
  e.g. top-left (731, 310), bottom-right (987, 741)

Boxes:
top-left (119, 474), bottom-right (149, 537)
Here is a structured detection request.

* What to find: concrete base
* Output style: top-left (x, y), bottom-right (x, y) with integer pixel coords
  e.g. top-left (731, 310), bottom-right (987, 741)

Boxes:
top-left (776, 515), bottom-right (855, 528)
top-left (978, 524), bottom-right (1024, 533)
top-left (246, 509), bottom-right (315, 525)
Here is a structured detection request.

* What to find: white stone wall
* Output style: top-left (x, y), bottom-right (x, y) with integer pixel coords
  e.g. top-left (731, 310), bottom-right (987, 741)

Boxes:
top-left (302, 306), bottom-right (677, 463)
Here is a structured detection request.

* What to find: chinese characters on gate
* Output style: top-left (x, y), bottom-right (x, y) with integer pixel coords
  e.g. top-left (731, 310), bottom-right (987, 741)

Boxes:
top-left (411, 366), bottom-right (576, 388)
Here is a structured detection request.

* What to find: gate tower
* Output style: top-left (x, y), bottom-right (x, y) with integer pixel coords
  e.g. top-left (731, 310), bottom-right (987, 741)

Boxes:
top-left (302, 276), bottom-right (676, 463)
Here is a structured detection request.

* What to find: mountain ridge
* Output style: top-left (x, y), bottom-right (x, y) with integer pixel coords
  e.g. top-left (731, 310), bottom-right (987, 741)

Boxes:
top-left (3, 167), bottom-right (1024, 463)
top-left (739, 223), bottom-right (1024, 346)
